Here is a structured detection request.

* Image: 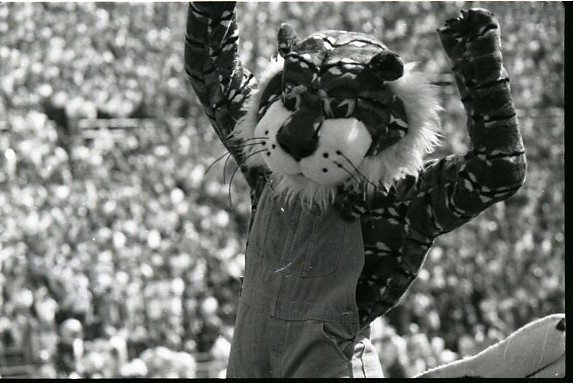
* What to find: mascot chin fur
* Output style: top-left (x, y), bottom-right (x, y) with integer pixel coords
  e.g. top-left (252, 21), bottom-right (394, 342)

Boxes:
top-left (185, 2), bottom-right (563, 378)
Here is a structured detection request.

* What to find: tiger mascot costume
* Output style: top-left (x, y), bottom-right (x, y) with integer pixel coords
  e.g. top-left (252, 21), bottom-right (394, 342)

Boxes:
top-left (185, 2), bottom-right (564, 378)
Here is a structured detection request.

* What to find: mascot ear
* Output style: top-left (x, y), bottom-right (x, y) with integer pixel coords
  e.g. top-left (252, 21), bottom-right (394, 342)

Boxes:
top-left (367, 50), bottom-right (405, 81)
top-left (277, 23), bottom-right (299, 57)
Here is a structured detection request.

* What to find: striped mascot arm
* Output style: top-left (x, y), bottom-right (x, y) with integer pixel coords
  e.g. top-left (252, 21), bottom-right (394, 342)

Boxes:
top-left (402, 8), bottom-right (527, 238)
top-left (185, 1), bottom-right (263, 190)
top-left (413, 11), bottom-right (561, 378)
top-left (415, 314), bottom-right (566, 378)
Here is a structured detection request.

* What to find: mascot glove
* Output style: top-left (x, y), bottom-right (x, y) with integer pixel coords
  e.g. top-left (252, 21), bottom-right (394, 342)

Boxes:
top-left (438, 8), bottom-right (505, 88)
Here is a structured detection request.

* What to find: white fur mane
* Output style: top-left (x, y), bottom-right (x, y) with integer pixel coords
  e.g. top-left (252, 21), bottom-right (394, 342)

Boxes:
top-left (232, 58), bottom-right (442, 208)
top-left (232, 56), bottom-right (285, 169)
top-left (274, 175), bottom-right (337, 212)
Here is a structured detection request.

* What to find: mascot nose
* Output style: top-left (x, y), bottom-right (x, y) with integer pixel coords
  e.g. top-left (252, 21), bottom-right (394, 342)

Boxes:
top-left (277, 107), bottom-right (321, 161)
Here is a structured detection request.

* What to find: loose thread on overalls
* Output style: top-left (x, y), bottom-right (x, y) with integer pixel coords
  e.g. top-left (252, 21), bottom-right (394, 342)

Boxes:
top-left (275, 262), bottom-right (293, 273)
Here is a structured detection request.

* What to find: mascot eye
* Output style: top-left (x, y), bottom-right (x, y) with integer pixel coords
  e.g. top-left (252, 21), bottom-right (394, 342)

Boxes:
top-left (323, 97), bottom-right (356, 118)
top-left (283, 93), bottom-right (302, 111)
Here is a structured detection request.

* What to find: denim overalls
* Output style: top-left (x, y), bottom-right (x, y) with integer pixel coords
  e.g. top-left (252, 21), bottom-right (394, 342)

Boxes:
top-left (227, 181), bottom-right (384, 378)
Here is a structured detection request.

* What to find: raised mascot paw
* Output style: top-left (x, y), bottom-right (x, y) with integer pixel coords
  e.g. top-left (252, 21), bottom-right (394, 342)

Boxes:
top-left (438, 8), bottom-right (504, 88)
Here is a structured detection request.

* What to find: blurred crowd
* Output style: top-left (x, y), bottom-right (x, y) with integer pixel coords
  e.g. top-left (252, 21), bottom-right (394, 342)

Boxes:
top-left (0, 110), bottom-right (241, 377)
top-left (0, 2), bottom-right (564, 378)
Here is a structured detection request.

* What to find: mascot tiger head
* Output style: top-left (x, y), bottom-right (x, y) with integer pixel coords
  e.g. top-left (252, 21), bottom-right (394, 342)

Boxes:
top-left (234, 23), bottom-right (442, 210)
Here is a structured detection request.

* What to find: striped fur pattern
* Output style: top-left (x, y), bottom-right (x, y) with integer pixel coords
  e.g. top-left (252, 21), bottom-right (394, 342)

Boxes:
top-left (185, 3), bottom-right (526, 329)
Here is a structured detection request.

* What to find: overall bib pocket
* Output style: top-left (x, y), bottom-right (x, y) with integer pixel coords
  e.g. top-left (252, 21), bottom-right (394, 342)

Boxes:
top-left (248, 185), bottom-right (346, 277)
top-left (290, 206), bottom-right (345, 277)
